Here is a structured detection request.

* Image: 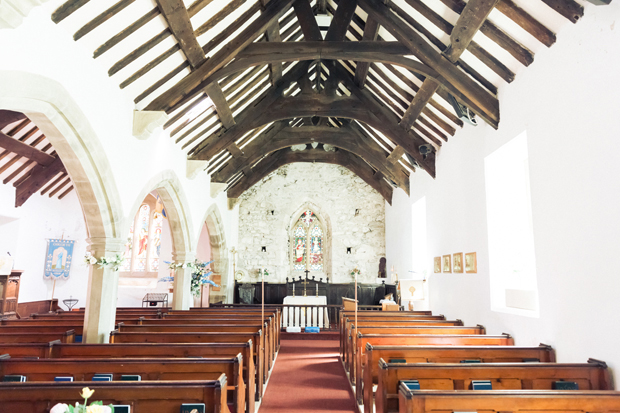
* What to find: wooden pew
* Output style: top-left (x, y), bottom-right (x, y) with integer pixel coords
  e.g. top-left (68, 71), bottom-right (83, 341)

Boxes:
top-left (375, 359), bottom-right (611, 413)
top-left (353, 333), bottom-right (515, 402)
top-left (0, 378), bottom-right (229, 413)
top-left (45, 341), bottom-right (256, 410)
top-left (363, 343), bottom-right (556, 410)
top-left (346, 325), bottom-right (486, 377)
top-left (163, 312), bottom-right (279, 371)
top-left (143, 317), bottom-right (277, 369)
top-left (345, 325), bottom-right (484, 372)
top-left (110, 330), bottom-right (267, 398)
top-left (398, 387), bottom-right (620, 413)
top-left (0, 357), bottom-right (245, 413)
top-left (169, 308), bottom-right (281, 350)
top-left (341, 318), bottom-right (464, 361)
top-left (339, 312), bottom-right (446, 353)
top-left (0, 331), bottom-right (74, 343)
top-left (116, 324), bottom-right (268, 384)
top-left (0, 342), bottom-right (56, 359)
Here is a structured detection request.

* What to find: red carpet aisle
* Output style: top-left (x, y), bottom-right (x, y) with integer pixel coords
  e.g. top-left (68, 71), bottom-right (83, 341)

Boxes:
top-left (258, 339), bottom-right (358, 413)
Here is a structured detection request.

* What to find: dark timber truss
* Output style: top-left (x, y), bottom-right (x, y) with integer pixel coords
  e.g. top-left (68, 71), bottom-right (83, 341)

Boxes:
top-left (51, 0), bottom-right (607, 203)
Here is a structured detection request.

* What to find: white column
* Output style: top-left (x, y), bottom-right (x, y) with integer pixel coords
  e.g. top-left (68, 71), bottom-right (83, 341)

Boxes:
top-left (83, 237), bottom-right (124, 343)
top-left (172, 251), bottom-right (195, 310)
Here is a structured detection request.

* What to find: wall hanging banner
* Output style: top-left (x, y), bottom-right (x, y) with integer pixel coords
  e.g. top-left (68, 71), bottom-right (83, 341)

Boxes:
top-left (44, 239), bottom-right (76, 280)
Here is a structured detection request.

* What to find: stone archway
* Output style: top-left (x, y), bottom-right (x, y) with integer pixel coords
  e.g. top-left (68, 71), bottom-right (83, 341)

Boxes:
top-left (201, 204), bottom-right (229, 303)
top-left (128, 170), bottom-right (195, 309)
top-left (0, 71), bottom-right (124, 342)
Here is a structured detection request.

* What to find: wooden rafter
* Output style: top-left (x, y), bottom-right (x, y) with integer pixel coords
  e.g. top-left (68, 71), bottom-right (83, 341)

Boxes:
top-left (0, 110), bottom-right (27, 130)
top-left (353, 18), bottom-right (379, 88)
top-left (227, 148), bottom-right (393, 203)
top-left (155, 0), bottom-right (235, 129)
top-left (14, 157), bottom-right (66, 207)
top-left (211, 123), bottom-right (409, 192)
top-left (357, 0), bottom-right (499, 129)
top-left (0, 131), bottom-right (56, 166)
top-left (145, 0), bottom-right (296, 112)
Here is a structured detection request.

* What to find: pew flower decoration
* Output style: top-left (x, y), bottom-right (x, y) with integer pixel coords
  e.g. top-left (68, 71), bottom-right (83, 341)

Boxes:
top-left (50, 387), bottom-right (114, 413)
top-left (84, 252), bottom-right (125, 272)
top-left (350, 267), bottom-right (361, 279)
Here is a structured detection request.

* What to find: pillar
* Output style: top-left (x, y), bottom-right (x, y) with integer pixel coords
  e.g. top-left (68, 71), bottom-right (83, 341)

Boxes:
top-left (83, 237), bottom-right (124, 343)
top-left (172, 251), bottom-right (195, 310)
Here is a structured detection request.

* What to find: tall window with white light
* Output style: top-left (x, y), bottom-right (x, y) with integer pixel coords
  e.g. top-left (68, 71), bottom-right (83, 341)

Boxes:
top-left (485, 132), bottom-right (539, 317)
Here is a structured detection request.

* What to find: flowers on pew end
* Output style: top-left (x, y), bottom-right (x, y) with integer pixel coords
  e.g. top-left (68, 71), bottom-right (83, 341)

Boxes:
top-left (51, 387), bottom-right (114, 413)
top-left (350, 267), bottom-right (361, 278)
top-left (84, 252), bottom-right (125, 272)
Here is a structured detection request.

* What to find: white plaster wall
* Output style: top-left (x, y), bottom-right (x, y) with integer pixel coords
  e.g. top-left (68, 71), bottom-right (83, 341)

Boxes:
top-left (237, 163), bottom-right (385, 285)
top-left (0, 183), bottom-right (89, 308)
top-left (386, 2), bottom-right (620, 380)
top-left (0, 2), bottom-right (238, 305)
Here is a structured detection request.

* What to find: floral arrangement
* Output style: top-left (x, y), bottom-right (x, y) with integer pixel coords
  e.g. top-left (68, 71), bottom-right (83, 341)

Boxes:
top-left (159, 259), bottom-right (219, 297)
top-left (50, 387), bottom-right (113, 413)
top-left (350, 267), bottom-right (361, 278)
top-left (84, 252), bottom-right (125, 272)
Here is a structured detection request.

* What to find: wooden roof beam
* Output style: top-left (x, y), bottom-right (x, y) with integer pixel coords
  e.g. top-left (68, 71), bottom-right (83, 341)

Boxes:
top-left (260, 0), bottom-right (283, 86)
top-left (353, 18), bottom-right (380, 88)
top-left (0, 131), bottom-right (55, 166)
top-left (357, 0), bottom-right (499, 129)
top-left (293, 0), bottom-right (323, 41)
top-left (15, 156), bottom-right (66, 207)
top-left (145, 0), bottom-right (296, 112)
top-left (212, 124), bottom-right (409, 192)
top-left (0, 110), bottom-right (26, 130)
top-left (155, 0), bottom-right (235, 129)
top-left (227, 148), bottom-right (393, 203)
top-left (325, 0), bottom-right (357, 41)
top-left (402, 0), bottom-right (498, 130)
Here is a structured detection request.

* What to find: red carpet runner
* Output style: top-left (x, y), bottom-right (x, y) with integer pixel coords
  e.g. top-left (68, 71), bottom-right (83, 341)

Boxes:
top-left (258, 339), bottom-right (358, 413)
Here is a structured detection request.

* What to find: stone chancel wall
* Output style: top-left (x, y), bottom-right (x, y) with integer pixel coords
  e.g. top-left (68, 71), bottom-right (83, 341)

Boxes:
top-left (237, 163), bottom-right (386, 284)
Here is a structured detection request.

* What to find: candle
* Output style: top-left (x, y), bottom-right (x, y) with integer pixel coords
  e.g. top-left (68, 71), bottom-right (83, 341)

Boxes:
top-left (316, 283), bottom-right (318, 297)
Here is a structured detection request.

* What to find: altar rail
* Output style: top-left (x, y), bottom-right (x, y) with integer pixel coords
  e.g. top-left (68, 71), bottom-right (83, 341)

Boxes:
top-left (210, 304), bottom-right (388, 330)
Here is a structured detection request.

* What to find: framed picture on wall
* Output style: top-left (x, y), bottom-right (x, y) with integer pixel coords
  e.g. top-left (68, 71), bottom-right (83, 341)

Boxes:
top-left (433, 257), bottom-right (441, 273)
top-left (453, 253), bottom-right (464, 273)
top-left (465, 252), bottom-right (477, 273)
top-left (442, 254), bottom-right (451, 273)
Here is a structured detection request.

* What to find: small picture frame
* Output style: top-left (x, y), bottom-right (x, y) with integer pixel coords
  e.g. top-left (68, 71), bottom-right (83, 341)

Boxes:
top-left (465, 252), bottom-right (477, 273)
top-left (453, 253), bottom-right (464, 273)
top-left (433, 257), bottom-right (441, 273)
top-left (442, 254), bottom-right (451, 273)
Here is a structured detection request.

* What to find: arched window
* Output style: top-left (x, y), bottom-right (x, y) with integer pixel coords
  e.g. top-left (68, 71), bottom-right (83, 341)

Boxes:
top-left (291, 210), bottom-right (324, 273)
top-left (119, 193), bottom-right (167, 274)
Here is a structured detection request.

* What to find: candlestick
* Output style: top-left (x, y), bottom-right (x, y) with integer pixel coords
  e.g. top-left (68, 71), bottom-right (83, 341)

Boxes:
top-left (292, 282), bottom-right (295, 297)
top-left (315, 283), bottom-right (318, 297)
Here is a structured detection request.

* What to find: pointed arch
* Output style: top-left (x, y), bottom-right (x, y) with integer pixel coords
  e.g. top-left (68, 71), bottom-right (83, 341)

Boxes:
top-left (126, 170), bottom-right (194, 258)
top-left (288, 201), bottom-right (332, 279)
top-left (0, 71), bottom-right (123, 241)
top-left (198, 203), bottom-right (230, 302)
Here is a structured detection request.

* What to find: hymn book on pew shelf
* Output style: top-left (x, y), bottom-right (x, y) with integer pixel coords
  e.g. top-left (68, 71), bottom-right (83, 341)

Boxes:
top-left (112, 406), bottom-right (130, 413)
top-left (3, 374), bottom-right (26, 382)
top-left (180, 403), bottom-right (205, 413)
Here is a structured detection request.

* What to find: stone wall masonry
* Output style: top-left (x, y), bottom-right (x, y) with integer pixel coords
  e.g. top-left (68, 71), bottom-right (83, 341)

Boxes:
top-left (237, 163), bottom-right (385, 284)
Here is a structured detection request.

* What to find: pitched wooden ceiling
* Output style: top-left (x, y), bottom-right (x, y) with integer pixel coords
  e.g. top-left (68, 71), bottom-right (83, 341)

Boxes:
top-left (51, 0), bottom-right (606, 204)
top-left (0, 110), bottom-right (74, 206)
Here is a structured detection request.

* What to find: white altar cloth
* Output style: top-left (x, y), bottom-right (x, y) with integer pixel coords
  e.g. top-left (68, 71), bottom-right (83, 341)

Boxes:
top-left (282, 295), bottom-right (329, 328)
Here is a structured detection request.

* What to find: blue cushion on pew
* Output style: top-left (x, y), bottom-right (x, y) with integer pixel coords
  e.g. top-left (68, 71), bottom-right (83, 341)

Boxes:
top-left (74, 335), bottom-right (83, 343)
top-left (305, 326), bottom-right (320, 333)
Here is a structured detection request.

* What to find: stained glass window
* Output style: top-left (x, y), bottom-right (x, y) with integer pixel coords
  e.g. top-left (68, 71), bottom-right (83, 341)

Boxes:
top-left (134, 204), bottom-right (150, 272)
top-left (310, 225), bottom-right (323, 271)
top-left (293, 225), bottom-right (306, 270)
top-left (292, 209), bottom-right (325, 273)
top-left (119, 223), bottom-right (133, 272)
top-left (149, 212), bottom-right (163, 271)
top-left (120, 195), bottom-right (168, 274)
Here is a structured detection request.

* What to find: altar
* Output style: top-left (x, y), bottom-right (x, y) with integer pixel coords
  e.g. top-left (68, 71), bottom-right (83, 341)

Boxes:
top-left (282, 295), bottom-right (329, 328)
